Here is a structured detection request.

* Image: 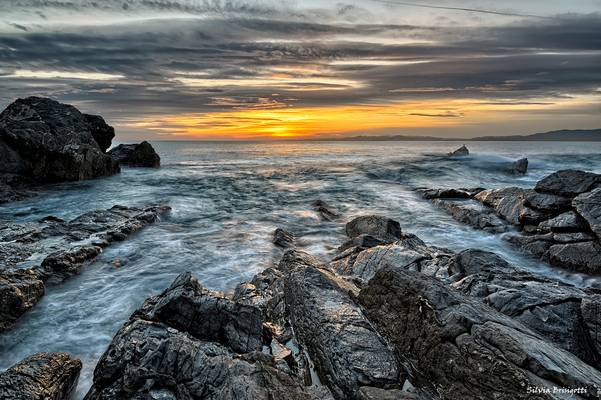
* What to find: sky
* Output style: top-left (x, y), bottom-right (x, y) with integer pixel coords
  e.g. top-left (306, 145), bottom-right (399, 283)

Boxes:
top-left (0, 0), bottom-right (600, 140)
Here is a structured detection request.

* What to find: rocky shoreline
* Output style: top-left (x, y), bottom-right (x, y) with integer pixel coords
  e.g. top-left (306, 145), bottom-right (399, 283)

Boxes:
top-left (2, 102), bottom-right (601, 399)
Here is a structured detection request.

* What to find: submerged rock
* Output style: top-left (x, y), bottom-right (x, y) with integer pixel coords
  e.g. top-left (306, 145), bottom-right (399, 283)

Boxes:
top-left (0, 352), bottom-right (81, 400)
top-left (273, 228), bottom-right (295, 248)
top-left (312, 200), bottom-right (340, 221)
top-left (359, 267), bottom-right (601, 399)
top-left (447, 144), bottom-right (469, 157)
top-left (0, 97), bottom-right (119, 182)
top-left (0, 204), bottom-right (170, 332)
top-left (108, 141), bottom-right (160, 168)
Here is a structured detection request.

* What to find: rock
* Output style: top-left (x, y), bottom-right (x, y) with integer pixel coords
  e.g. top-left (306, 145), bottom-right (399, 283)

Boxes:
top-left (312, 200), bottom-right (340, 221)
top-left (0, 204), bottom-right (170, 331)
top-left (0, 97), bottom-right (119, 181)
top-left (108, 141), bottom-right (160, 167)
top-left (345, 215), bottom-right (401, 242)
top-left (548, 241), bottom-right (601, 274)
top-left (336, 234), bottom-right (389, 254)
top-left (86, 271), bottom-right (333, 400)
top-left (280, 251), bottom-right (402, 399)
top-left (535, 169), bottom-right (601, 198)
top-left (359, 267), bottom-right (601, 399)
top-left (233, 267), bottom-right (286, 323)
top-left (0, 352), bottom-right (82, 400)
top-left (475, 187), bottom-right (546, 226)
top-left (511, 157), bottom-right (528, 174)
top-left (538, 211), bottom-right (586, 233)
top-left (582, 295), bottom-right (601, 356)
top-left (447, 145), bottom-right (469, 157)
top-left (573, 187), bottom-right (601, 240)
top-left (525, 191), bottom-right (572, 213)
top-left (83, 114), bottom-right (115, 153)
top-left (0, 270), bottom-right (44, 332)
top-left (273, 228), bottom-right (295, 248)
top-left (431, 199), bottom-right (508, 233)
top-left (135, 272), bottom-right (264, 353)
top-left (417, 188), bottom-right (474, 200)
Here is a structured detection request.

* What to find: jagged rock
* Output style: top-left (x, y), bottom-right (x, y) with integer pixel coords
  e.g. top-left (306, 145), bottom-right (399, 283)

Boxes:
top-left (573, 188), bottom-right (601, 240)
top-left (417, 188), bottom-right (474, 200)
top-left (0, 204), bottom-right (170, 332)
top-left (431, 199), bottom-right (508, 233)
top-left (108, 141), bottom-right (160, 168)
top-left (86, 271), bottom-right (332, 400)
top-left (538, 211), bottom-right (586, 233)
top-left (582, 295), bottom-right (601, 356)
top-left (83, 114), bottom-right (115, 153)
top-left (359, 267), bottom-right (601, 399)
top-left (233, 267), bottom-right (286, 323)
top-left (336, 234), bottom-right (389, 254)
top-left (345, 215), bottom-right (401, 242)
top-left (447, 145), bottom-right (469, 157)
top-left (136, 272), bottom-right (263, 353)
top-left (312, 200), bottom-right (340, 221)
top-left (535, 169), bottom-right (601, 198)
top-left (0, 270), bottom-right (44, 332)
top-left (0, 97), bottom-right (119, 181)
top-left (280, 251), bottom-right (402, 399)
top-left (511, 158), bottom-right (528, 174)
top-left (0, 352), bottom-right (82, 400)
top-left (548, 241), bottom-right (601, 274)
top-left (475, 187), bottom-right (540, 225)
top-left (273, 228), bottom-right (295, 248)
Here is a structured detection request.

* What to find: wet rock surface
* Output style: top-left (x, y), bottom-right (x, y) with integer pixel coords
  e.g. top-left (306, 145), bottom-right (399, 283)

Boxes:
top-left (108, 141), bottom-right (160, 168)
top-left (0, 97), bottom-right (119, 182)
top-left (312, 200), bottom-right (340, 221)
top-left (0, 352), bottom-right (82, 400)
top-left (0, 204), bottom-right (170, 332)
top-left (419, 169), bottom-right (601, 274)
top-left (345, 215), bottom-right (402, 242)
top-left (273, 228), bottom-right (295, 248)
top-left (447, 145), bottom-right (469, 157)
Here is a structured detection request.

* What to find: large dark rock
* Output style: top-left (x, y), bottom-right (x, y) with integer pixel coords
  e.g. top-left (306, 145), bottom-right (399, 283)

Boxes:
top-left (535, 170), bottom-right (601, 198)
top-left (0, 352), bottom-right (82, 400)
top-left (359, 267), bottom-right (601, 399)
top-left (547, 241), bottom-right (601, 274)
top-left (474, 187), bottom-right (545, 226)
top-left (0, 204), bottom-right (170, 332)
top-left (280, 251), bottom-right (402, 399)
top-left (511, 157), bottom-right (528, 174)
top-left (312, 200), bottom-right (340, 221)
top-left (431, 198), bottom-right (508, 233)
top-left (109, 141), bottom-right (160, 168)
top-left (345, 215), bottom-right (401, 242)
top-left (86, 271), bottom-right (332, 400)
top-left (273, 228), bottom-right (295, 248)
top-left (574, 188), bottom-right (601, 240)
top-left (83, 114), bottom-right (115, 153)
top-left (0, 97), bottom-right (119, 181)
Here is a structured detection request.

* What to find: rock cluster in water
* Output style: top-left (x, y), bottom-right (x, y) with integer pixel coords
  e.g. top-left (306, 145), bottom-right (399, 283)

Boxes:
top-left (0, 97), bottom-right (161, 204)
top-left (419, 169), bottom-right (601, 273)
top-left (0, 204), bottom-right (170, 332)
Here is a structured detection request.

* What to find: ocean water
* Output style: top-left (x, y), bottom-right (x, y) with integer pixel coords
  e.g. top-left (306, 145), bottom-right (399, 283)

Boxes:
top-left (1, 140), bottom-right (601, 398)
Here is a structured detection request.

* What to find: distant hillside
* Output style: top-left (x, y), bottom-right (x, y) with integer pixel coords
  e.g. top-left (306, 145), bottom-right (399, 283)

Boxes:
top-left (315, 128), bottom-right (601, 142)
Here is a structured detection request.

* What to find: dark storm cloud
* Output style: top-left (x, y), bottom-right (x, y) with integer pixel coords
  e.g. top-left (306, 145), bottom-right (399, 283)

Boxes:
top-left (0, 4), bottom-right (600, 124)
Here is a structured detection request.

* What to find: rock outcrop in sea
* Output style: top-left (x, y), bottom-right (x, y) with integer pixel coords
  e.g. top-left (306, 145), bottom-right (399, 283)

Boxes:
top-left (419, 169), bottom-right (601, 273)
top-left (108, 141), bottom-right (161, 168)
top-left (447, 144), bottom-right (469, 157)
top-left (0, 204), bottom-right (170, 332)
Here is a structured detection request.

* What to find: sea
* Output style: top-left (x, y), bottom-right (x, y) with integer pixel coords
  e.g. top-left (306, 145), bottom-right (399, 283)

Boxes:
top-left (1, 140), bottom-right (601, 398)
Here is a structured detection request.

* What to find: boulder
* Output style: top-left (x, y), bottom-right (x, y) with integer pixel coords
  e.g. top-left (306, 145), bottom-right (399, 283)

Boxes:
top-left (359, 267), bottom-right (601, 399)
top-left (312, 200), bottom-right (340, 221)
top-left (0, 352), bottom-right (81, 400)
top-left (108, 141), bottom-right (160, 167)
top-left (538, 211), bottom-right (586, 233)
top-left (511, 157), bottom-right (528, 174)
top-left (345, 215), bottom-right (401, 242)
top-left (475, 187), bottom-right (547, 226)
top-left (431, 199), bottom-right (508, 233)
top-left (548, 241), bottom-right (601, 274)
top-left (447, 145), bottom-right (469, 157)
top-left (0, 97), bottom-right (119, 181)
top-left (535, 170), bottom-right (601, 198)
top-left (280, 251), bottom-right (402, 399)
top-left (273, 228), bottom-right (295, 248)
top-left (0, 270), bottom-right (44, 332)
top-left (417, 188), bottom-right (475, 200)
top-left (573, 188), bottom-right (601, 240)
top-left (524, 191), bottom-right (572, 213)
